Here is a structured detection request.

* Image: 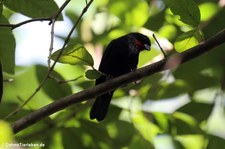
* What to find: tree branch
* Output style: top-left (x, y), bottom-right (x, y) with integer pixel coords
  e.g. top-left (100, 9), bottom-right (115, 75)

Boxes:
top-left (0, 0), bottom-right (70, 29)
top-left (12, 29), bottom-right (225, 134)
top-left (0, 18), bottom-right (51, 29)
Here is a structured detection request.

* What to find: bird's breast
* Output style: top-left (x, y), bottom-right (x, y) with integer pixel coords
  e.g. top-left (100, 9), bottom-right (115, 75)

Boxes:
top-left (101, 52), bottom-right (139, 77)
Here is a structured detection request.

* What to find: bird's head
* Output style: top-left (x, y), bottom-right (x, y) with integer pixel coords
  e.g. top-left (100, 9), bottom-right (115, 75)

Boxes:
top-left (128, 32), bottom-right (151, 52)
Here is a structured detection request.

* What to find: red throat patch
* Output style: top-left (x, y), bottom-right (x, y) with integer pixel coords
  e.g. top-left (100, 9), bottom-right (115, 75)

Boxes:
top-left (134, 40), bottom-right (144, 51)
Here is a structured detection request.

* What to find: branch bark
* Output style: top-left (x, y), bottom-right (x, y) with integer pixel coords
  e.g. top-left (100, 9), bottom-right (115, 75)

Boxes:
top-left (12, 29), bottom-right (225, 134)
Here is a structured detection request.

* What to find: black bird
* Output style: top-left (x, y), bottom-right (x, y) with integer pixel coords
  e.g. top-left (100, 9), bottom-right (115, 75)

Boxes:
top-left (90, 33), bottom-right (151, 121)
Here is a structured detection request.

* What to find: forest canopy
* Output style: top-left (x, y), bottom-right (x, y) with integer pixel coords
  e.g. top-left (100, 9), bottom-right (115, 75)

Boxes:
top-left (0, 0), bottom-right (225, 148)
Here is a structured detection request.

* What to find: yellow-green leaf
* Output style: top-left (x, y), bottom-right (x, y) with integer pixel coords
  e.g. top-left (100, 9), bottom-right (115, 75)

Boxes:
top-left (0, 62), bottom-right (2, 102)
top-left (199, 3), bottom-right (219, 21)
top-left (174, 29), bottom-right (203, 53)
top-left (0, 120), bottom-right (14, 144)
top-left (132, 111), bottom-right (160, 143)
top-left (85, 69), bottom-right (102, 80)
top-left (51, 44), bottom-right (94, 66)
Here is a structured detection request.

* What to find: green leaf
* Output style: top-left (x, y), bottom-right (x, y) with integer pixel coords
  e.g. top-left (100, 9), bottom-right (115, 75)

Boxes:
top-left (174, 29), bottom-right (203, 52)
top-left (0, 120), bottom-right (14, 144)
top-left (176, 135), bottom-right (204, 149)
top-left (3, 0), bottom-right (63, 20)
top-left (168, 0), bottom-right (200, 26)
top-left (62, 128), bottom-right (83, 149)
top-left (35, 65), bottom-right (72, 100)
top-left (203, 7), bottom-right (225, 39)
top-left (177, 102), bottom-right (214, 122)
top-left (199, 3), bottom-right (219, 22)
top-left (2, 66), bottom-right (54, 109)
top-left (157, 79), bottom-right (191, 98)
top-left (0, 15), bottom-right (15, 74)
top-left (109, 0), bottom-right (149, 27)
top-left (132, 111), bottom-right (160, 143)
top-left (125, 1), bottom-right (149, 27)
top-left (0, 62), bottom-right (2, 102)
top-left (172, 112), bottom-right (201, 134)
top-left (206, 134), bottom-right (225, 149)
top-left (51, 43), bottom-right (94, 66)
top-left (85, 69), bottom-right (102, 80)
top-left (221, 73), bottom-right (225, 91)
top-left (0, 2), bottom-right (3, 14)
top-left (129, 135), bottom-right (154, 149)
top-left (159, 24), bottom-right (177, 40)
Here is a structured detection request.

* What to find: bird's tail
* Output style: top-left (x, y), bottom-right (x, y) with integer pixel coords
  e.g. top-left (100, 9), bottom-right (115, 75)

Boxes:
top-left (90, 91), bottom-right (114, 121)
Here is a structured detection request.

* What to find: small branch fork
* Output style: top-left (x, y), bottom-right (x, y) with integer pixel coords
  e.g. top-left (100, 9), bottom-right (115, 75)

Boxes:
top-left (0, 0), bottom-right (71, 29)
top-left (3, 0), bottom-right (94, 120)
top-left (11, 28), bottom-right (225, 133)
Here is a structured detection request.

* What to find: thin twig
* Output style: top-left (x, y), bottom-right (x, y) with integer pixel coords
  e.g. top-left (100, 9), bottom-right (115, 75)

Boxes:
top-left (48, 18), bottom-right (56, 68)
top-left (0, 18), bottom-right (51, 30)
top-left (48, 0), bottom-right (71, 67)
top-left (48, 0), bottom-right (70, 69)
top-left (16, 96), bottom-right (33, 110)
top-left (153, 34), bottom-right (167, 58)
top-left (49, 75), bottom-right (83, 84)
top-left (49, 0), bottom-right (71, 25)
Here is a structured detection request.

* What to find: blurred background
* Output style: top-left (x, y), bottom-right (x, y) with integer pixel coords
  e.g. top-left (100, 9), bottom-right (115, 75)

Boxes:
top-left (1, 0), bottom-right (225, 148)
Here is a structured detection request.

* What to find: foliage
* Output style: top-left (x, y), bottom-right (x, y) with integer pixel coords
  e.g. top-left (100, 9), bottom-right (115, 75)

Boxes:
top-left (51, 43), bottom-right (94, 67)
top-left (0, 0), bottom-right (225, 149)
top-left (0, 120), bottom-right (13, 146)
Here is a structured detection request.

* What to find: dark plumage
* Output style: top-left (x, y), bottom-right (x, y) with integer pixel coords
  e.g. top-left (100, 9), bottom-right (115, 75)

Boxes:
top-left (90, 32), bottom-right (151, 121)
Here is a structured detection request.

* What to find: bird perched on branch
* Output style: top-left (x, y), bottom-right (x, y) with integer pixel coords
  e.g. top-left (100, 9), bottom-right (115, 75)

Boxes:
top-left (90, 33), bottom-right (151, 121)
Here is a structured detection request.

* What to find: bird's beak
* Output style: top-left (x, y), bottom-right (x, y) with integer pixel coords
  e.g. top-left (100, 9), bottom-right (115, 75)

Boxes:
top-left (144, 44), bottom-right (151, 51)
